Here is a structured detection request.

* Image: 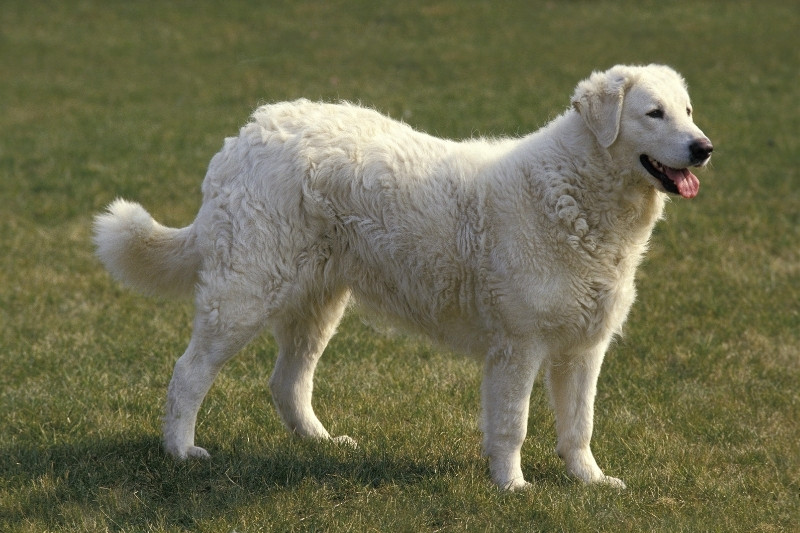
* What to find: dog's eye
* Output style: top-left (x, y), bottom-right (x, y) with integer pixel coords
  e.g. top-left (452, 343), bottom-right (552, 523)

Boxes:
top-left (646, 109), bottom-right (664, 119)
top-left (686, 107), bottom-right (692, 116)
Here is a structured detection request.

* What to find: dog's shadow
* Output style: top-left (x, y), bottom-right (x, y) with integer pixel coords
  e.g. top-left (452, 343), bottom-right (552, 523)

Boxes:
top-left (3, 433), bottom-right (484, 528)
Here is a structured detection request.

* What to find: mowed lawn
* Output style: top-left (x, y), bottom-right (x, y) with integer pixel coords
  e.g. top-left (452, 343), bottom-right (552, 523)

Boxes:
top-left (1, 1), bottom-right (798, 531)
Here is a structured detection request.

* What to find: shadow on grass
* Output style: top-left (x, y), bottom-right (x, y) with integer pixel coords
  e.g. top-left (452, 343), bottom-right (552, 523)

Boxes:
top-left (2, 433), bottom-right (478, 529)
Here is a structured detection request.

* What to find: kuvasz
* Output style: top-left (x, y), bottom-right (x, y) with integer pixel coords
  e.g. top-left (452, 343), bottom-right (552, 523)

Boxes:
top-left (94, 64), bottom-right (712, 490)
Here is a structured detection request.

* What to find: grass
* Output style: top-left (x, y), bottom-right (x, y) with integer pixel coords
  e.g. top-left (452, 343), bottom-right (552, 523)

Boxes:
top-left (1, 0), bottom-right (798, 531)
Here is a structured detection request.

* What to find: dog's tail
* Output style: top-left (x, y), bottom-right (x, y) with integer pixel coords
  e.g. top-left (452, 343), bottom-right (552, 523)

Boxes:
top-left (93, 199), bottom-right (201, 298)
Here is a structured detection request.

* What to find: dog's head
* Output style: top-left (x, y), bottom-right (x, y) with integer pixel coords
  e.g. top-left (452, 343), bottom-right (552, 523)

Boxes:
top-left (572, 64), bottom-right (713, 198)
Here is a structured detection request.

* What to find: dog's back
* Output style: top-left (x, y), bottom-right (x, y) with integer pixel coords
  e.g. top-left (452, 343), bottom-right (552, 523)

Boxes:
top-left (198, 100), bottom-right (516, 352)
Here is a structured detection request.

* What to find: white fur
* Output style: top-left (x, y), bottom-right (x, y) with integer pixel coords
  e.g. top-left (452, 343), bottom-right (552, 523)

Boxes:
top-left (94, 64), bottom-right (711, 490)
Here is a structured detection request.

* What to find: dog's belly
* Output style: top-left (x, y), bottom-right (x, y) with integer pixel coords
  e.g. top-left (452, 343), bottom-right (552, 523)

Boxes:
top-left (333, 246), bottom-right (492, 356)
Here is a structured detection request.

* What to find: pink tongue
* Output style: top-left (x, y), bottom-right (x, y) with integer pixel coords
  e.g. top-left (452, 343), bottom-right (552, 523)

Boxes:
top-left (665, 167), bottom-right (700, 198)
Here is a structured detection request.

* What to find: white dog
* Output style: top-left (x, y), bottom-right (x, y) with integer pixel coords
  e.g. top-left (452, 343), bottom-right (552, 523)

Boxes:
top-left (94, 64), bottom-right (712, 490)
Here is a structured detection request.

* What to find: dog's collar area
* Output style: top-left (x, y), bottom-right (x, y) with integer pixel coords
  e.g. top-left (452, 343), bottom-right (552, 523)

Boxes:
top-left (640, 155), bottom-right (680, 195)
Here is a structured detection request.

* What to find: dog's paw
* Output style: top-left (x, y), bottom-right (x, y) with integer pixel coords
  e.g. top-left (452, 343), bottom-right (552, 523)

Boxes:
top-left (601, 475), bottom-right (626, 489)
top-left (504, 478), bottom-right (533, 491)
top-left (331, 435), bottom-right (358, 448)
top-left (165, 442), bottom-right (211, 460)
top-left (185, 446), bottom-right (211, 459)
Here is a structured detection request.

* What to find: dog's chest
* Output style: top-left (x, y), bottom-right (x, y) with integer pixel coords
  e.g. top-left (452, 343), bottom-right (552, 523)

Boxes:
top-left (492, 214), bottom-right (644, 350)
top-left (516, 265), bottom-right (636, 349)
top-left (536, 189), bottom-right (658, 344)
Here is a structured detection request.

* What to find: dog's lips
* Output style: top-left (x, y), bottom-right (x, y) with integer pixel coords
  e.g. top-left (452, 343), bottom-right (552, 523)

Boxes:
top-left (640, 155), bottom-right (700, 199)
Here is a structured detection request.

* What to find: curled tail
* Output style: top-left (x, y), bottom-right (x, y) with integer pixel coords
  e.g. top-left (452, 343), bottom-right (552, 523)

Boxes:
top-left (93, 199), bottom-right (201, 298)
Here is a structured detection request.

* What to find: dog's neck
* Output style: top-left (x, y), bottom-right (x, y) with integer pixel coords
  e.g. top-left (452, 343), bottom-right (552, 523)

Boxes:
top-left (507, 110), bottom-right (667, 256)
top-left (558, 109), bottom-right (665, 228)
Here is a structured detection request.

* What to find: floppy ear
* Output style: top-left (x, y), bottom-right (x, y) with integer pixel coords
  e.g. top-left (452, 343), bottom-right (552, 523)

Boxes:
top-left (571, 68), bottom-right (630, 148)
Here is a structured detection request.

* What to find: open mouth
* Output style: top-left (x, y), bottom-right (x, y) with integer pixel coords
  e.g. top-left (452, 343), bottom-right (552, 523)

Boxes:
top-left (640, 155), bottom-right (700, 199)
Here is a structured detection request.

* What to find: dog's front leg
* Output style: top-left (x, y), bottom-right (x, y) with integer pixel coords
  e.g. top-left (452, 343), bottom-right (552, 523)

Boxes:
top-left (480, 343), bottom-right (541, 490)
top-left (547, 346), bottom-right (626, 488)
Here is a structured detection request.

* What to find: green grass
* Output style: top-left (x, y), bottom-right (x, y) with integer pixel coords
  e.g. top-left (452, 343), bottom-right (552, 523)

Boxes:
top-left (1, 0), bottom-right (798, 531)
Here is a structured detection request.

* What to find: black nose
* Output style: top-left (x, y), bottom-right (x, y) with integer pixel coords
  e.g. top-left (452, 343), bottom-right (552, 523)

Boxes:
top-left (690, 138), bottom-right (714, 164)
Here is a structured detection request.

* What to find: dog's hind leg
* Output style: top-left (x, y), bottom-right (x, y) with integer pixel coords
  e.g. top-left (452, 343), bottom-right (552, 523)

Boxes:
top-left (269, 288), bottom-right (353, 445)
top-left (163, 285), bottom-right (267, 460)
